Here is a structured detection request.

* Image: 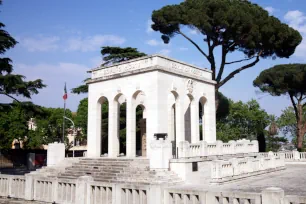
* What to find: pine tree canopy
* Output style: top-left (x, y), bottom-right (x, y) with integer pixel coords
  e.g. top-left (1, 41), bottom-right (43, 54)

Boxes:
top-left (72, 46), bottom-right (146, 94)
top-left (151, 0), bottom-right (302, 88)
top-left (101, 46), bottom-right (147, 66)
top-left (253, 64), bottom-right (306, 98)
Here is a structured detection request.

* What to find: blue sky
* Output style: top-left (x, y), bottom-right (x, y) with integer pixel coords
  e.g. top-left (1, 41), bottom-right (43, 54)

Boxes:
top-left (1, 0), bottom-right (306, 116)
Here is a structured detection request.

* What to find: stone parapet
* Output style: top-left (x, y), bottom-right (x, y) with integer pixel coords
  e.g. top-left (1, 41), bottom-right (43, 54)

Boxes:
top-left (210, 153), bottom-right (285, 184)
top-left (178, 139), bottom-right (259, 158)
top-left (1, 173), bottom-right (306, 204)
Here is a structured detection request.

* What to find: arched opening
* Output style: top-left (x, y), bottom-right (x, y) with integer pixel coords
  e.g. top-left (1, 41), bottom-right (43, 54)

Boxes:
top-left (97, 96), bottom-right (109, 156)
top-left (116, 94), bottom-right (127, 156)
top-left (133, 91), bottom-right (146, 157)
top-left (168, 91), bottom-right (179, 157)
top-left (136, 105), bottom-right (146, 157)
top-left (184, 94), bottom-right (193, 143)
top-left (199, 97), bottom-right (207, 141)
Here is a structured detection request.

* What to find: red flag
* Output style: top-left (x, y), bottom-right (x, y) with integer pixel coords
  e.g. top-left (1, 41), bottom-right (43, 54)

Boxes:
top-left (63, 83), bottom-right (68, 100)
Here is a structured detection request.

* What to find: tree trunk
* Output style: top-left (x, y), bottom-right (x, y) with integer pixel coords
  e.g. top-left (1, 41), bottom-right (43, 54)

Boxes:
top-left (296, 104), bottom-right (306, 151)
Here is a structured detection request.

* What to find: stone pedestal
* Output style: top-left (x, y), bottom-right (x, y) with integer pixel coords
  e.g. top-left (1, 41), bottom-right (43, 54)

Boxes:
top-left (47, 142), bottom-right (65, 167)
top-left (77, 176), bottom-right (94, 204)
top-left (24, 175), bottom-right (34, 200)
top-left (150, 139), bottom-right (172, 170)
top-left (262, 187), bottom-right (284, 204)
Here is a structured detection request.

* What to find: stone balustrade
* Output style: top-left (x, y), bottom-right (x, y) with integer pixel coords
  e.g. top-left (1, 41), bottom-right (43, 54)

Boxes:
top-left (164, 187), bottom-right (306, 204)
top-left (179, 139), bottom-right (258, 158)
top-left (252, 151), bottom-right (306, 162)
top-left (1, 173), bottom-right (306, 204)
top-left (211, 153), bottom-right (285, 184)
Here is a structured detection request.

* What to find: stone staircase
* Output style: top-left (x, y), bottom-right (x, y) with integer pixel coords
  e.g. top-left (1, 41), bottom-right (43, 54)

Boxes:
top-left (57, 158), bottom-right (182, 185)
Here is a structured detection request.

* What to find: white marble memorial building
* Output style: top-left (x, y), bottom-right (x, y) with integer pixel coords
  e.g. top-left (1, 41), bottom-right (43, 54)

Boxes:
top-left (86, 55), bottom-right (217, 158)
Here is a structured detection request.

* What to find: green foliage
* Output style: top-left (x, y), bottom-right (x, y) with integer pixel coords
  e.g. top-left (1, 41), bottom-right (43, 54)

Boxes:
top-left (254, 64), bottom-right (306, 150)
top-left (216, 92), bottom-right (230, 120)
top-left (101, 47), bottom-right (147, 66)
top-left (277, 107), bottom-right (299, 138)
top-left (0, 104), bottom-right (28, 149)
top-left (151, 0), bottom-right (302, 89)
top-left (277, 106), bottom-right (306, 148)
top-left (71, 79), bottom-right (89, 94)
top-left (216, 99), bottom-right (270, 151)
top-left (0, 21), bottom-right (46, 108)
top-left (265, 134), bottom-right (288, 152)
top-left (253, 64), bottom-right (306, 97)
top-left (75, 98), bottom-right (88, 139)
top-left (26, 107), bottom-right (73, 149)
top-left (71, 47), bottom-right (146, 94)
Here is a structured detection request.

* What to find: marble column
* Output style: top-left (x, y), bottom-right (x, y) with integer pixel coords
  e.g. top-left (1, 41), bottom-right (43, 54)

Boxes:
top-left (108, 101), bottom-right (119, 157)
top-left (126, 100), bottom-right (136, 157)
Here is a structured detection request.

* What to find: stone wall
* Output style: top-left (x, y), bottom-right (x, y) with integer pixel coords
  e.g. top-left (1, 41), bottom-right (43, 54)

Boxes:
top-left (178, 139), bottom-right (258, 158)
top-left (1, 174), bottom-right (306, 204)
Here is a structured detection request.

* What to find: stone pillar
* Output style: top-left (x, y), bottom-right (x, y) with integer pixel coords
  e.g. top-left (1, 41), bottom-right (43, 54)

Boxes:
top-left (126, 100), bottom-right (136, 157)
top-left (139, 119), bottom-right (147, 157)
top-left (191, 101), bottom-right (200, 144)
top-left (228, 140), bottom-right (236, 154)
top-left (293, 150), bottom-right (300, 160)
top-left (251, 140), bottom-right (259, 153)
top-left (199, 141), bottom-right (208, 156)
top-left (24, 175), bottom-right (34, 200)
top-left (47, 142), bottom-right (65, 167)
top-left (150, 139), bottom-right (172, 170)
top-left (204, 98), bottom-right (216, 142)
top-left (77, 176), bottom-right (93, 204)
top-left (262, 187), bottom-right (284, 204)
top-left (108, 101), bottom-right (119, 157)
top-left (175, 101), bottom-right (185, 148)
top-left (148, 185), bottom-right (163, 204)
top-left (216, 140), bottom-right (223, 155)
top-left (178, 141), bottom-right (190, 158)
top-left (87, 94), bottom-right (101, 157)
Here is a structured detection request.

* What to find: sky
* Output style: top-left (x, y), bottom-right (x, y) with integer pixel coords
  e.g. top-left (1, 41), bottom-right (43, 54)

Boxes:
top-left (1, 0), bottom-right (306, 116)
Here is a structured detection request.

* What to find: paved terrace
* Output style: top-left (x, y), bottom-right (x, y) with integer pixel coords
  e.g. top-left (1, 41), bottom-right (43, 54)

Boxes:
top-left (171, 164), bottom-right (306, 196)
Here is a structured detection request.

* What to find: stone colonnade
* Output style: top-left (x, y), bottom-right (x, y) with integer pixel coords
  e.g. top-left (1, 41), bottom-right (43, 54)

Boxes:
top-left (87, 55), bottom-right (217, 158)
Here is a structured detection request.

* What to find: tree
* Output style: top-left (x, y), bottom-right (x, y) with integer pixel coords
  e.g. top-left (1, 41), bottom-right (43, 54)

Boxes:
top-left (72, 46), bottom-right (146, 94)
top-left (74, 98), bottom-right (88, 141)
top-left (254, 64), bottom-right (306, 151)
top-left (0, 10), bottom-right (45, 109)
top-left (278, 106), bottom-right (306, 149)
top-left (151, 0), bottom-right (302, 106)
top-left (26, 107), bottom-right (73, 149)
top-left (216, 99), bottom-right (270, 151)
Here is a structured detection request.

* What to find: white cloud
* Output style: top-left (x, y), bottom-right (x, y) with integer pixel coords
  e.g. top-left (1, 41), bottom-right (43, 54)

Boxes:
top-left (19, 36), bottom-right (60, 52)
top-left (65, 35), bottom-right (125, 52)
top-left (13, 62), bottom-right (90, 111)
top-left (265, 7), bottom-right (276, 15)
top-left (189, 29), bottom-right (199, 35)
top-left (159, 49), bottom-right (171, 56)
top-left (179, 47), bottom-right (188, 51)
top-left (146, 39), bottom-right (159, 46)
top-left (146, 19), bottom-right (154, 34)
top-left (284, 10), bottom-right (306, 58)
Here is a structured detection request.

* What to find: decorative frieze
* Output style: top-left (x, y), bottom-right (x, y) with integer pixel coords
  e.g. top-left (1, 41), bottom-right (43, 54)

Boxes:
top-left (90, 55), bottom-right (212, 82)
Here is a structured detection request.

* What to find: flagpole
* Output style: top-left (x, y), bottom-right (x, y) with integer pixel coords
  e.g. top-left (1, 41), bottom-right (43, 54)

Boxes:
top-left (63, 99), bottom-right (66, 143)
top-left (62, 82), bottom-right (67, 143)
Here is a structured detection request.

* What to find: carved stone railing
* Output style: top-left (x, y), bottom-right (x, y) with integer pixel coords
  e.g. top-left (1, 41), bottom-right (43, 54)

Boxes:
top-left (1, 173), bottom-right (306, 204)
top-left (0, 175), bottom-right (25, 199)
top-left (210, 153), bottom-right (285, 184)
top-left (164, 187), bottom-right (306, 204)
top-left (178, 139), bottom-right (259, 158)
